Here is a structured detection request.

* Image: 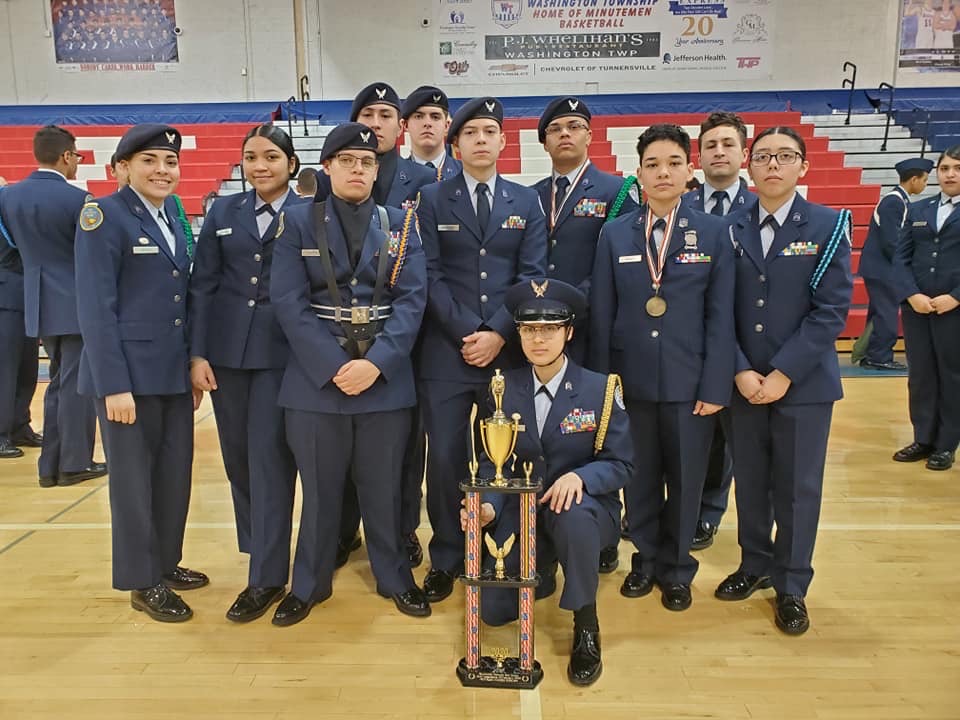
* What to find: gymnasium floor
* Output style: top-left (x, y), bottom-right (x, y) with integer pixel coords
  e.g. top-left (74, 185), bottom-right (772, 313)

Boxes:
top-left (0, 376), bottom-right (957, 719)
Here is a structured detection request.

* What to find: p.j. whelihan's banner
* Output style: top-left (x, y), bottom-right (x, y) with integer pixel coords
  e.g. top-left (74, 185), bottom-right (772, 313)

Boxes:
top-left (435, 0), bottom-right (775, 85)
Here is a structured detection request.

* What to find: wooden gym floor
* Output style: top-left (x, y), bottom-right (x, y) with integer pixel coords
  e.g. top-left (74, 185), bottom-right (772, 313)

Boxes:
top-left (0, 376), bottom-right (957, 720)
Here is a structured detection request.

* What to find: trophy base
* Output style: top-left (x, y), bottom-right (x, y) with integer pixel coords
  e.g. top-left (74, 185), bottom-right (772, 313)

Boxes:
top-left (456, 656), bottom-right (544, 689)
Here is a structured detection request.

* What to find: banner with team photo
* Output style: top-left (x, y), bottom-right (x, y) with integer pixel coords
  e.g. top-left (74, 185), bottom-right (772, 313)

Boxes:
top-left (435, 0), bottom-right (775, 85)
top-left (898, 0), bottom-right (960, 72)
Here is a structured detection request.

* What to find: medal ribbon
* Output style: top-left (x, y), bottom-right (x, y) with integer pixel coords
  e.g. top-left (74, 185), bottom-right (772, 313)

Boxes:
top-left (644, 204), bottom-right (679, 294)
top-left (549, 159), bottom-right (591, 232)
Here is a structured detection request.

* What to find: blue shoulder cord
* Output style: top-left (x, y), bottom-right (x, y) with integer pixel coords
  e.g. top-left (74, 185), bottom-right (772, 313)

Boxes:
top-left (809, 208), bottom-right (851, 293)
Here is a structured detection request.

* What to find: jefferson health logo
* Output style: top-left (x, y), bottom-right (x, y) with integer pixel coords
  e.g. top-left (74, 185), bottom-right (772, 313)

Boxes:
top-left (492, 0), bottom-right (522, 29)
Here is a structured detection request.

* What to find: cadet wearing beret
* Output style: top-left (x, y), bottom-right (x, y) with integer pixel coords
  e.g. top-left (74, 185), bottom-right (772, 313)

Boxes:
top-left (270, 122), bottom-right (431, 625)
top-left (462, 278), bottom-right (632, 686)
top-left (854, 157), bottom-right (933, 371)
top-left (401, 85), bottom-right (462, 182)
top-left (416, 96), bottom-right (547, 604)
top-left (74, 123), bottom-right (208, 622)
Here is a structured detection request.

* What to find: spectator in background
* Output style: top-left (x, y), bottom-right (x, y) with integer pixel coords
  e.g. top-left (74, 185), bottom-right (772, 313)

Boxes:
top-left (295, 167), bottom-right (317, 198)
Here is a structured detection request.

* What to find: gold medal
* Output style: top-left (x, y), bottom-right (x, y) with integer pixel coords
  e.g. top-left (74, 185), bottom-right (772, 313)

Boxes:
top-left (645, 295), bottom-right (667, 317)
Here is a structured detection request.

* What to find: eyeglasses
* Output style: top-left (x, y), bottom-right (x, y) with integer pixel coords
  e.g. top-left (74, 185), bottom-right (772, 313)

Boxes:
top-left (517, 324), bottom-right (565, 339)
top-left (544, 121), bottom-right (590, 136)
top-left (68, 151), bottom-right (85, 162)
top-left (334, 153), bottom-right (377, 170)
top-left (749, 150), bottom-right (803, 166)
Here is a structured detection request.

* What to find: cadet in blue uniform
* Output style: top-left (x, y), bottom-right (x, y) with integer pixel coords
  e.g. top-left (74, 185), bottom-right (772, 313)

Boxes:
top-left (589, 124), bottom-right (735, 612)
top-left (716, 126), bottom-right (853, 635)
top-left (855, 158), bottom-right (933, 371)
top-left (892, 145), bottom-right (960, 472)
top-left (74, 124), bottom-right (208, 623)
top-left (416, 97), bottom-right (547, 603)
top-left (402, 85), bottom-right (462, 182)
top-left (0, 126), bottom-right (104, 487)
top-left (189, 125), bottom-right (304, 622)
top-left (681, 112), bottom-right (759, 552)
top-left (270, 123), bottom-right (431, 625)
top-left (0, 186), bottom-right (40, 459)
top-left (463, 278), bottom-right (632, 686)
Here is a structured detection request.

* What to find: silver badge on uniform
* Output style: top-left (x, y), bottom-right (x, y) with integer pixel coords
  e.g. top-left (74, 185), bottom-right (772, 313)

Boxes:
top-left (684, 230), bottom-right (698, 249)
top-left (792, 212), bottom-right (801, 222)
top-left (138, 237), bottom-right (150, 245)
top-left (564, 381), bottom-right (573, 391)
top-left (678, 217), bottom-right (689, 228)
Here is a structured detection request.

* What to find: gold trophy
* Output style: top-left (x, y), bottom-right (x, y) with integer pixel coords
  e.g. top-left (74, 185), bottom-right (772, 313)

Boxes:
top-left (484, 533), bottom-right (516, 581)
top-left (480, 369), bottom-right (521, 487)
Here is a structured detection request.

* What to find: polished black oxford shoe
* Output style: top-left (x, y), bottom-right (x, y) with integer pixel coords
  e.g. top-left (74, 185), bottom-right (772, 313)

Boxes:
top-left (860, 359), bottom-right (907, 371)
top-left (335, 532), bottom-right (362, 568)
top-left (131, 584), bottom-right (193, 622)
top-left (392, 587), bottom-right (431, 617)
top-left (272, 592), bottom-right (314, 626)
top-left (926, 450), bottom-right (955, 471)
top-left (422, 568), bottom-right (457, 603)
top-left (598, 545), bottom-right (619, 573)
top-left (38, 475), bottom-right (57, 488)
top-left (0, 438), bottom-right (24, 459)
top-left (226, 586), bottom-right (285, 623)
top-left (893, 442), bottom-right (934, 463)
top-left (10, 428), bottom-right (43, 447)
top-left (405, 532), bottom-right (423, 568)
top-left (775, 593), bottom-right (810, 635)
top-left (715, 569), bottom-right (772, 601)
top-left (620, 571), bottom-right (655, 598)
top-left (567, 627), bottom-right (602, 686)
top-left (58, 462), bottom-right (108, 486)
top-left (691, 519), bottom-right (718, 551)
top-left (660, 582), bottom-right (692, 611)
top-left (161, 566), bottom-right (209, 590)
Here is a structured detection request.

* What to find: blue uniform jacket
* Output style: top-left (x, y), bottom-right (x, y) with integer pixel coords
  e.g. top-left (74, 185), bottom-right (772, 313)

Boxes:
top-left (0, 188), bottom-right (25, 312)
top-left (315, 155), bottom-right (436, 210)
top-left (0, 171), bottom-right (90, 336)
top-left (416, 174), bottom-right (547, 383)
top-left (482, 362), bottom-right (632, 526)
top-left (533, 163), bottom-right (638, 293)
top-left (588, 203), bottom-right (735, 406)
top-left (189, 190), bottom-right (306, 369)
top-left (270, 201), bottom-right (426, 414)
top-left (730, 194), bottom-right (853, 404)
top-left (410, 154), bottom-right (462, 183)
top-left (859, 187), bottom-right (908, 283)
top-left (74, 186), bottom-right (192, 398)
top-left (682, 177), bottom-right (758, 219)
top-left (893, 194), bottom-right (960, 303)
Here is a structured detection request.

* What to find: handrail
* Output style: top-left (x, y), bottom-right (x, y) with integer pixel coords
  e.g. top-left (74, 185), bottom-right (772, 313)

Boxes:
top-left (877, 82), bottom-right (895, 151)
top-left (920, 110), bottom-right (932, 159)
top-left (299, 75), bottom-right (310, 101)
top-left (841, 61), bottom-right (857, 126)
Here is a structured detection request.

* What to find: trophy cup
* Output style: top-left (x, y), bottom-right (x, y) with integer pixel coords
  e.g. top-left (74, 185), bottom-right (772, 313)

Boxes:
top-left (457, 369), bottom-right (544, 690)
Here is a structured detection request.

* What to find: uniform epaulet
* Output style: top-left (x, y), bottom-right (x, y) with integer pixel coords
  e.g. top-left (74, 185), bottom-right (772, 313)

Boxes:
top-left (79, 202), bottom-right (104, 231)
top-left (594, 373), bottom-right (624, 456)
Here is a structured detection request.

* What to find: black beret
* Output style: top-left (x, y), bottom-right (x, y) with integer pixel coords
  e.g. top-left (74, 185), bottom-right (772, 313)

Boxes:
top-left (114, 123), bottom-right (181, 161)
top-left (895, 158), bottom-right (935, 175)
top-left (447, 96), bottom-right (503, 144)
top-left (401, 86), bottom-right (450, 120)
top-left (319, 122), bottom-right (380, 163)
top-left (505, 278), bottom-right (586, 324)
top-left (537, 96), bottom-right (592, 143)
top-left (349, 82), bottom-right (401, 122)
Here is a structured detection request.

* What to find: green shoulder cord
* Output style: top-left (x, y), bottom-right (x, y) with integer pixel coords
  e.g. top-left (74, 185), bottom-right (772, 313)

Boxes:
top-left (172, 194), bottom-right (194, 259)
top-left (605, 175), bottom-right (638, 224)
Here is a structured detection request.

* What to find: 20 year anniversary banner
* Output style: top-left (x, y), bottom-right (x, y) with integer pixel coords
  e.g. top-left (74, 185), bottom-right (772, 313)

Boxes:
top-left (435, 0), bottom-right (775, 85)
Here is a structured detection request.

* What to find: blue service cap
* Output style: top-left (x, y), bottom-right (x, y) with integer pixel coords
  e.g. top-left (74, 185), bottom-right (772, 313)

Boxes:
top-left (401, 85), bottom-right (450, 120)
top-left (319, 122), bottom-right (380, 163)
top-left (505, 278), bottom-right (586, 324)
top-left (446, 96), bottom-right (503, 145)
top-left (895, 158), bottom-right (934, 175)
top-left (538, 96), bottom-right (592, 143)
top-left (350, 82), bottom-right (401, 122)
top-left (114, 123), bottom-right (181, 162)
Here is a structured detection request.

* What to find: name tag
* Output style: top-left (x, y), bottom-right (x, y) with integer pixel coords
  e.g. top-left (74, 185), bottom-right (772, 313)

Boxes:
top-left (675, 252), bottom-right (712, 264)
top-left (779, 242), bottom-right (819, 257)
top-left (618, 254), bottom-right (643, 263)
top-left (301, 248), bottom-right (321, 257)
top-left (132, 246), bottom-right (160, 255)
top-left (215, 228), bottom-right (233, 237)
top-left (560, 409), bottom-right (596, 434)
top-left (502, 215), bottom-right (526, 230)
top-left (573, 198), bottom-right (607, 218)
top-left (913, 221), bottom-right (927, 227)
top-left (438, 224), bottom-right (460, 232)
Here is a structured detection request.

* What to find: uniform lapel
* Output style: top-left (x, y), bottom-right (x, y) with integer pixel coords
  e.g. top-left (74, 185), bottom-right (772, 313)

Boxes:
top-left (734, 209), bottom-right (765, 272)
top-left (540, 363), bottom-right (581, 444)
top-left (767, 196), bottom-right (806, 261)
top-left (939, 197), bottom-right (960, 233)
top-left (164, 196), bottom-right (190, 269)
top-left (120, 187), bottom-right (176, 266)
top-left (513, 371), bottom-right (542, 454)
top-left (319, 201), bottom-right (351, 276)
top-left (665, 203), bottom-right (692, 259)
top-left (631, 208), bottom-right (648, 254)
top-left (355, 204), bottom-right (386, 273)
top-left (449, 175), bottom-right (482, 243)
top-left (485, 177), bottom-right (514, 245)
top-left (552, 170), bottom-right (592, 230)
top-left (236, 189), bottom-right (261, 243)
top-left (683, 187), bottom-right (705, 212)
top-left (386, 161), bottom-right (411, 209)
top-left (732, 178), bottom-right (752, 210)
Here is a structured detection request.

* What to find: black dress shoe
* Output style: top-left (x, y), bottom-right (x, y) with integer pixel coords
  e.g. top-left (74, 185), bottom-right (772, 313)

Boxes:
top-left (715, 569), bottom-right (772, 601)
top-left (272, 592), bottom-right (314, 626)
top-left (893, 442), bottom-right (934, 463)
top-left (405, 533), bottom-right (423, 568)
top-left (660, 582), bottom-right (692, 611)
top-left (691, 519), bottom-right (718, 551)
top-left (926, 450), bottom-right (955, 471)
top-left (567, 627), bottom-right (602, 686)
top-left (775, 593), bottom-right (810, 635)
top-left (131, 584), bottom-right (193, 623)
top-left (335, 532), bottom-right (362, 568)
top-left (161, 566), bottom-right (209, 590)
top-left (10, 428), bottom-right (43, 447)
top-left (536, 561), bottom-right (558, 600)
top-left (598, 545), bottom-right (619, 574)
top-left (422, 568), bottom-right (457, 603)
top-left (620, 571), bottom-right (655, 598)
top-left (392, 586), bottom-right (432, 617)
top-left (860, 359), bottom-right (907, 371)
top-left (58, 462), bottom-right (108, 486)
top-left (38, 475), bottom-right (57, 488)
top-left (226, 586), bottom-right (285, 623)
top-left (0, 438), bottom-right (24, 459)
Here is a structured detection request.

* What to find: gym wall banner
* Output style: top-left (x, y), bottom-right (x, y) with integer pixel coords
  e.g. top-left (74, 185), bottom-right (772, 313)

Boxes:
top-left (899, 0), bottom-right (960, 72)
top-left (434, 0), bottom-right (775, 85)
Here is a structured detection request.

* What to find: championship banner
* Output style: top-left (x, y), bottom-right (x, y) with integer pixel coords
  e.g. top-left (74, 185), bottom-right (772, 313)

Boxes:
top-left (434, 0), bottom-right (774, 85)
top-left (898, 0), bottom-right (960, 72)
top-left (52, 0), bottom-right (180, 72)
